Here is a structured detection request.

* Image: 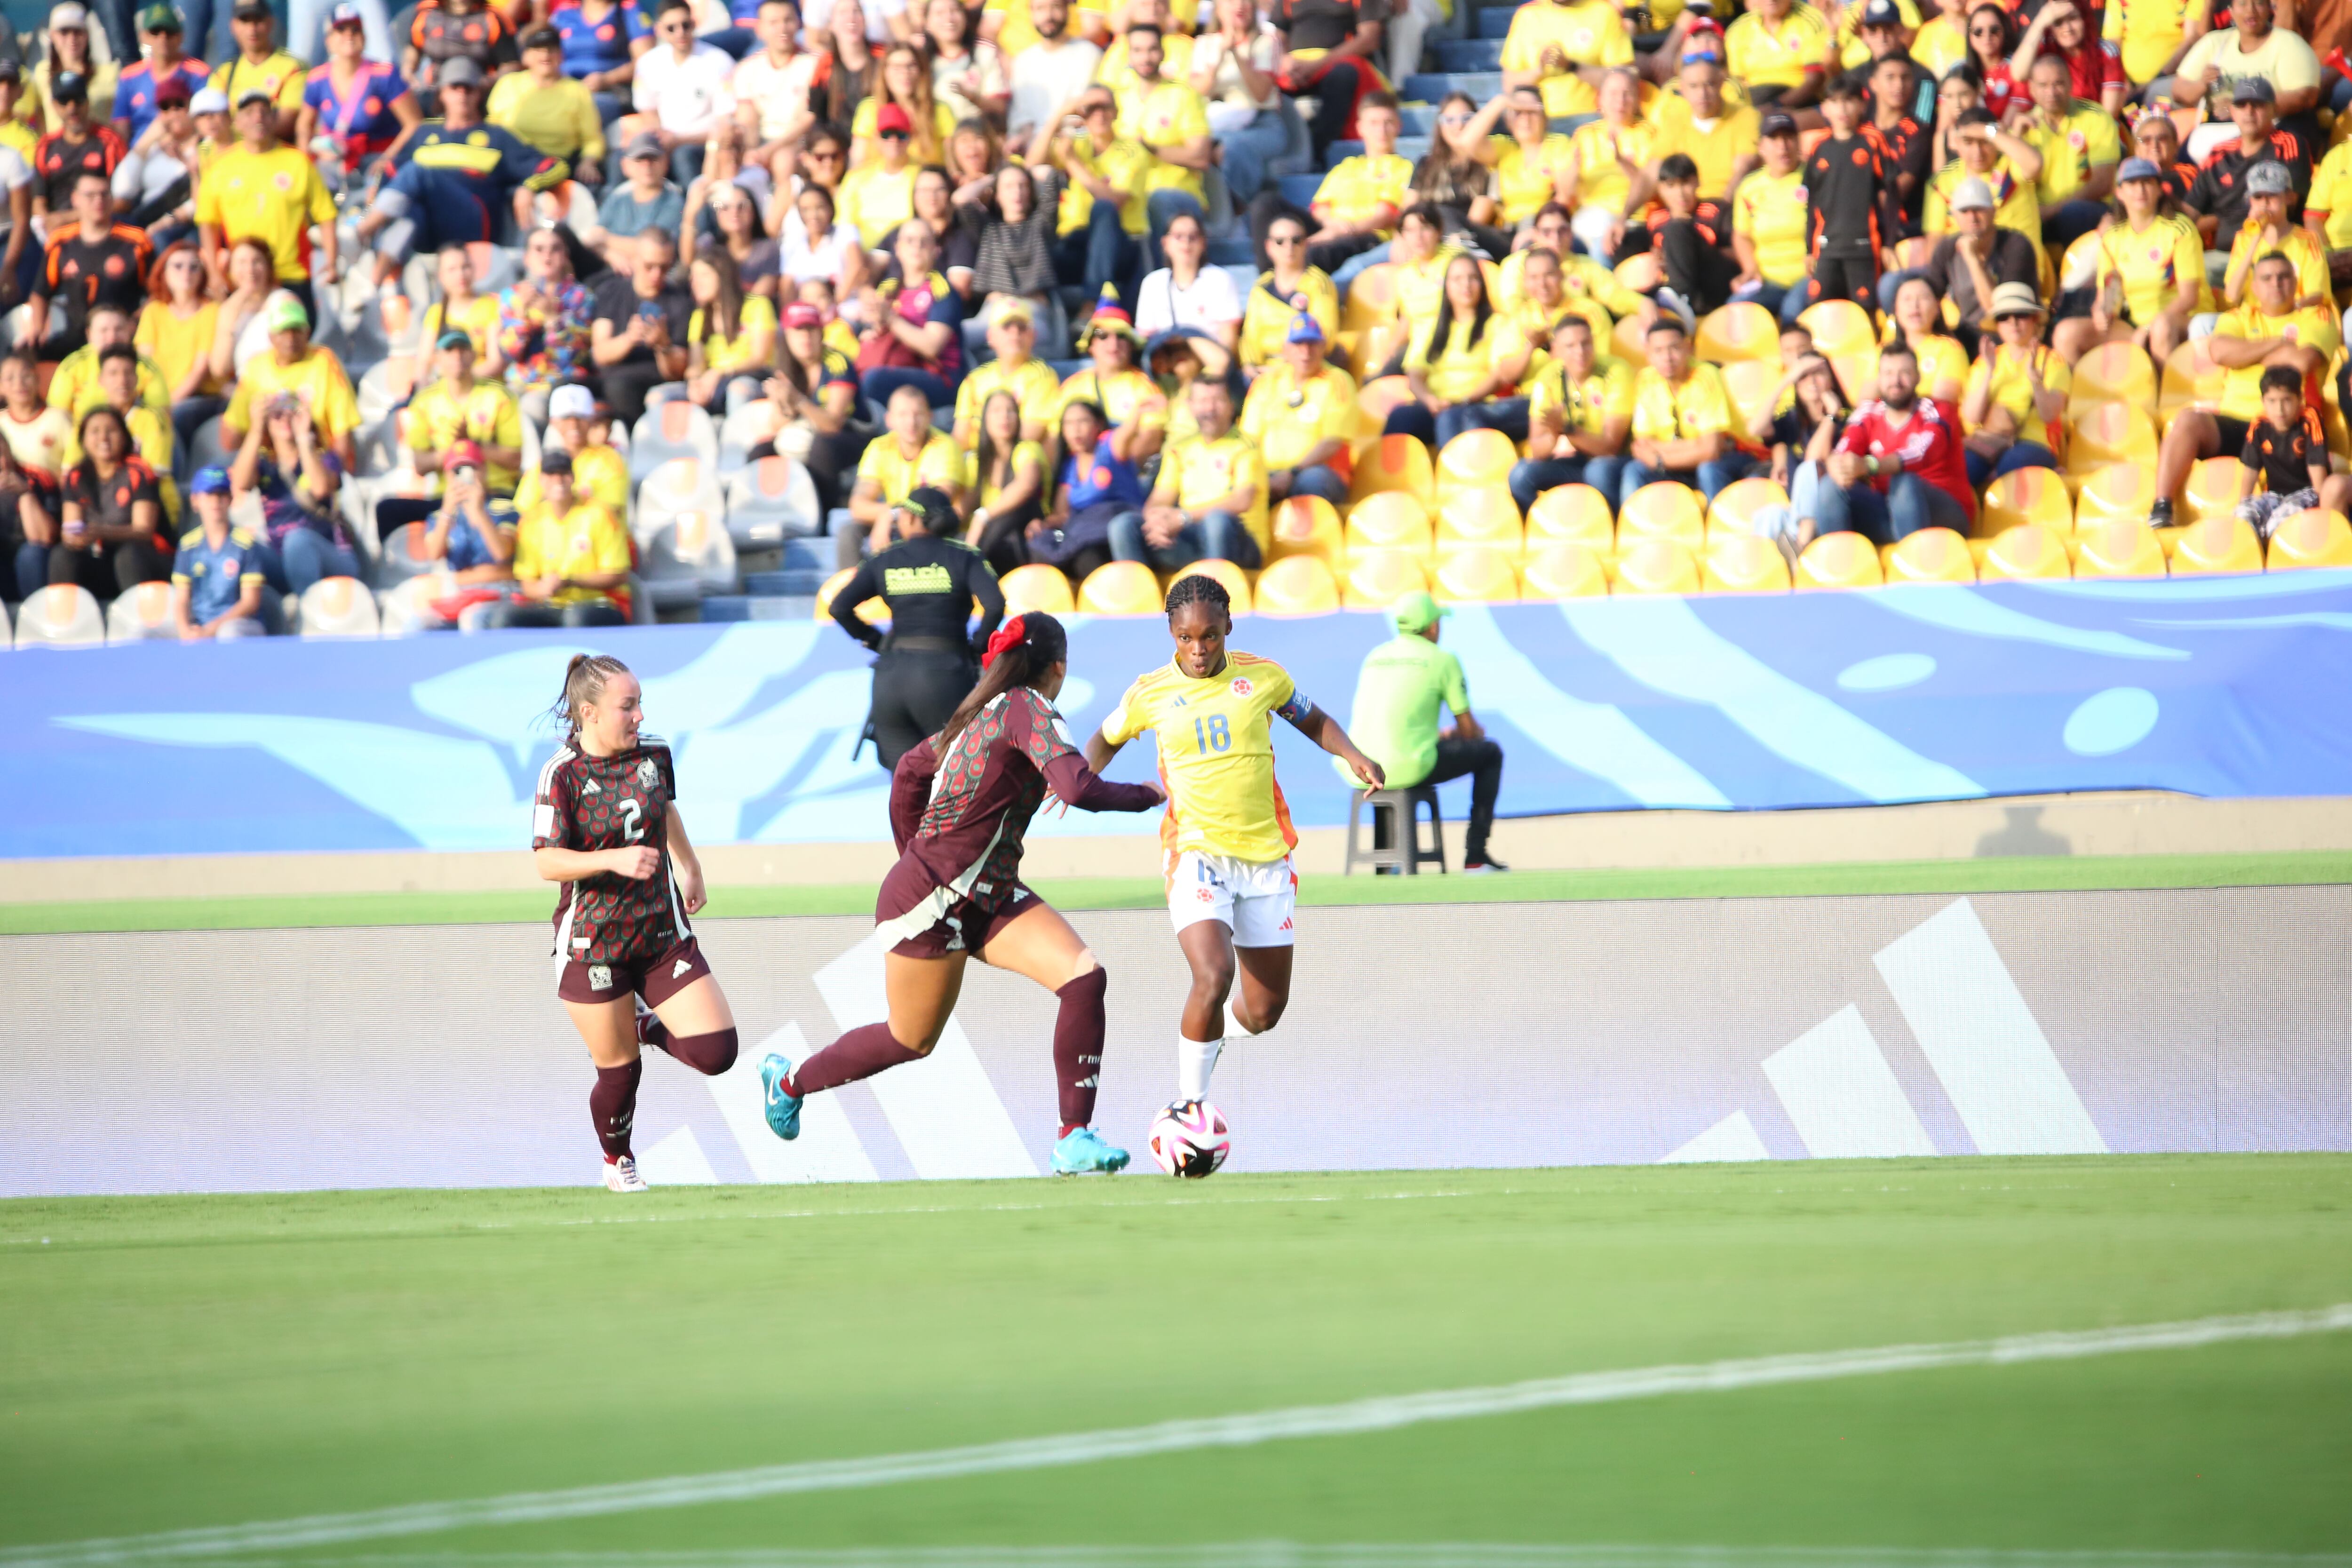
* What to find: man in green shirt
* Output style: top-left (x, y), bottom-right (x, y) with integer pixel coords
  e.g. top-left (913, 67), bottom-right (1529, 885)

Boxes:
top-left (1341, 592), bottom-right (1508, 873)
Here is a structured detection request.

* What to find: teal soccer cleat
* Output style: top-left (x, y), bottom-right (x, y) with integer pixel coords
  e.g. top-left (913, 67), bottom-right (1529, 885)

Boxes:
top-left (758, 1053), bottom-right (803, 1141)
top-left (1051, 1126), bottom-right (1131, 1175)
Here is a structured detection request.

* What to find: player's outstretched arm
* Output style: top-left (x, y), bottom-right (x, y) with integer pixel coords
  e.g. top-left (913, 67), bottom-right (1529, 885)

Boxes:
top-left (1083, 728), bottom-right (1126, 775)
top-left (1286, 702), bottom-right (1385, 790)
top-left (535, 845), bottom-right (660, 882)
top-left (1042, 751), bottom-right (1165, 813)
top-left (665, 804), bottom-right (707, 915)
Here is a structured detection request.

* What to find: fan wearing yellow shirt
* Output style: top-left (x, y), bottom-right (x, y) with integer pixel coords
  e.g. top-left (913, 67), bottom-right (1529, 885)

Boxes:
top-left (1911, 0), bottom-right (1971, 76)
top-left (1923, 111), bottom-right (2047, 265)
top-left (1885, 276), bottom-right (1971, 403)
top-left (1731, 112), bottom-right (1812, 322)
top-left (1836, 0), bottom-right (1920, 69)
top-left (2150, 253), bottom-right (2341, 528)
top-left (2015, 55), bottom-right (2119, 255)
top-left (1119, 377), bottom-right (1266, 567)
top-left (2304, 139), bottom-right (2352, 276)
top-left (406, 330), bottom-right (528, 496)
top-left (516, 384), bottom-right (631, 518)
top-left (2054, 159), bottom-right (2207, 365)
top-left (1651, 58), bottom-right (1761, 206)
top-left (1120, 26), bottom-right (1213, 231)
top-left (1499, 0), bottom-right (1634, 120)
top-left (195, 92), bottom-right (340, 305)
top-left (1383, 253), bottom-right (1530, 451)
top-left (1058, 303), bottom-right (1170, 459)
top-left (1724, 0), bottom-right (1833, 110)
top-left (1236, 210), bottom-right (1340, 373)
top-left (1496, 205), bottom-right (1645, 324)
top-left (221, 294), bottom-right (361, 468)
top-left (491, 450), bottom-right (635, 629)
top-left (836, 117), bottom-right (922, 248)
top-left (1959, 284), bottom-right (2071, 488)
top-left (1085, 572), bottom-right (1384, 1107)
top-left (1384, 204), bottom-right (1465, 346)
top-left (1237, 312), bottom-right (1357, 510)
top-left (1553, 76), bottom-right (1653, 260)
top-left (210, 4), bottom-right (307, 136)
top-left (1620, 314), bottom-right (1753, 508)
top-left (2101, 0), bottom-right (2195, 88)
top-left (954, 299), bottom-right (1064, 449)
top-left (1483, 85), bottom-right (1591, 232)
top-left (1296, 92), bottom-right (1410, 277)
top-left (419, 245), bottom-right (502, 361)
top-left (2220, 164), bottom-right (2330, 311)
top-left (1098, 0), bottom-right (1194, 87)
top-left (1509, 312), bottom-right (1634, 511)
top-left (1051, 89), bottom-right (1152, 303)
top-left (851, 384), bottom-right (969, 554)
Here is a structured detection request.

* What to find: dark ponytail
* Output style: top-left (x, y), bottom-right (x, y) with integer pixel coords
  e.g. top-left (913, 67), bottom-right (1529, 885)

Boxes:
top-left (936, 613), bottom-right (1068, 750)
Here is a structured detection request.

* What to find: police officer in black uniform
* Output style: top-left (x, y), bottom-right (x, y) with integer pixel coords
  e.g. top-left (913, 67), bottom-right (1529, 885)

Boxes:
top-left (831, 486), bottom-right (1007, 772)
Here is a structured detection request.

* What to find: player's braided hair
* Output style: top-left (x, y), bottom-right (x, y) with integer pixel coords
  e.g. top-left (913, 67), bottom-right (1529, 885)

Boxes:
top-left (552, 653), bottom-right (633, 738)
top-left (1164, 572), bottom-right (1231, 620)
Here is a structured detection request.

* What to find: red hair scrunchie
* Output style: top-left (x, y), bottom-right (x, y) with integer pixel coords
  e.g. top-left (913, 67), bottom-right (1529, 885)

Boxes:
top-left (981, 614), bottom-right (1028, 669)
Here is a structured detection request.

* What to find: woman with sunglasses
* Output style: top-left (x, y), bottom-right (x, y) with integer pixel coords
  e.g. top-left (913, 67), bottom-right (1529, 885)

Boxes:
top-left (838, 102), bottom-right (925, 247)
top-left (1960, 7), bottom-right (2021, 121)
top-left (795, 121), bottom-right (851, 199)
top-left (1410, 90), bottom-right (1510, 261)
top-left (1237, 210), bottom-right (1340, 374)
top-left (137, 244), bottom-right (222, 460)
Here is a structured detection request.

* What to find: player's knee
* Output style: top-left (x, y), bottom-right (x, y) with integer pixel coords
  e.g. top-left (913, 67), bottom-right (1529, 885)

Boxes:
top-left (1059, 956), bottom-right (1106, 1000)
top-left (668, 1027), bottom-right (738, 1075)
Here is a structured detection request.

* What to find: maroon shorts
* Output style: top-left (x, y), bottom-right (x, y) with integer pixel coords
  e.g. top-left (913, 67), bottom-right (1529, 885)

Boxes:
top-left (556, 936), bottom-right (711, 1005)
top-left (873, 858), bottom-right (1037, 959)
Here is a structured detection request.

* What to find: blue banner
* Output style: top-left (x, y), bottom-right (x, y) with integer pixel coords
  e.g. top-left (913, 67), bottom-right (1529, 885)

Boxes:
top-left (6, 571), bottom-right (2351, 860)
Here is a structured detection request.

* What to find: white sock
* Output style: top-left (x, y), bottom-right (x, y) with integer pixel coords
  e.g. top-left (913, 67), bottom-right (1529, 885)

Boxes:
top-left (1176, 1035), bottom-right (1223, 1101)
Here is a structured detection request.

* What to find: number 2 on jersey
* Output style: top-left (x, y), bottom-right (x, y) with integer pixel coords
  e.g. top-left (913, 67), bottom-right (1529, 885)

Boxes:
top-left (1192, 714), bottom-right (1230, 754)
top-left (619, 799), bottom-right (644, 842)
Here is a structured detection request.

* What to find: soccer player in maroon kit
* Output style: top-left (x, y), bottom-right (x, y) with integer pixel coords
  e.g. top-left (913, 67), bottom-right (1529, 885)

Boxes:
top-left (759, 613), bottom-right (1165, 1175)
top-left (532, 654), bottom-right (741, 1193)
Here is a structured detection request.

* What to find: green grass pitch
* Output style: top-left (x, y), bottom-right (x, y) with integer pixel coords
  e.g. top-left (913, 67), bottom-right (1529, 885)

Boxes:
top-left (5, 1156), bottom-right (2349, 1558)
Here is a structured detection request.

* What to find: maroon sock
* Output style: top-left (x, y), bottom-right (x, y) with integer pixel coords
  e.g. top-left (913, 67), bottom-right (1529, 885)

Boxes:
top-left (1053, 967), bottom-right (1108, 1134)
top-left (591, 1059), bottom-right (642, 1160)
top-left (664, 1027), bottom-right (738, 1075)
top-left (788, 1021), bottom-right (923, 1097)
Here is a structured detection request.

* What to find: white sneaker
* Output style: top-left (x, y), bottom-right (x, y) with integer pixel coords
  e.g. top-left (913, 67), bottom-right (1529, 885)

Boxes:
top-left (602, 1155), bottom-right (649, 1193)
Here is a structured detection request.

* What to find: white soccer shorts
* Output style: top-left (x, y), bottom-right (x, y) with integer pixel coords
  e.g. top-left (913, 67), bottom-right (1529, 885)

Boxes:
top-left (1167, 851), bottom-right (1297, 947)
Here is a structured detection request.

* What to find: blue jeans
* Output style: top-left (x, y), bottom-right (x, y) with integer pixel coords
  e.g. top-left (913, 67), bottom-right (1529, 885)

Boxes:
top-left (1278, 463), bottom-right (1350, 509)
top-left (1617, 455), bottom-right (1754, 510)
top-left (1816, 472), bottom-right (1971, 545)
top-left (1963, 439), bottom-right (2057, 490)
top-left (14, 539), bottom-right (47, 600)
top-left (1216, 108), bottom-right (1291, 203)
top-left (257, 529), bottom-right (363, 594)
top-left (1054, 202), bottom-right (1139, 317)
top-left (1108, 509), bottom-right (1263, 569)
top-left (1384, 398), bottom-right (1531, 448)
top-left (2041, 198), bottom-right (2108, 257)
top-left (860, 366), bottom-right (955, 409)
top-left (1510, 454), bottom-right (1629, 515)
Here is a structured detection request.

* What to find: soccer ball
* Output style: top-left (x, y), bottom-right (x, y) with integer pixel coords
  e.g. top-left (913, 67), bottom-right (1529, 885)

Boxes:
top-left (1147, 1099), bottom-right (1230, 1178)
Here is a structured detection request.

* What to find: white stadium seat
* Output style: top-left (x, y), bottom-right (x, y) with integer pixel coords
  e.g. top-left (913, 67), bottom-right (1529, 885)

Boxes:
top-left (629, 398), bottom-right (719, 482)
top-left (0, 596), bottom-right (12, 645)
top-left (634, 456), bottom-right (725, 543)
top-left (104, 580), bottom-right (178, 643)
top-left (717, 399), bottom-right (786, 478)
top-left (295, 576), bottom-right (382, 637)
top-left (640, 506), bottom-right (738, 609)
top-left (14, 583), bottom-right (104, 647)
top-left (723, 454), bottom-right (822, 547)
top-left (377, 571), bottom-right (459, 635)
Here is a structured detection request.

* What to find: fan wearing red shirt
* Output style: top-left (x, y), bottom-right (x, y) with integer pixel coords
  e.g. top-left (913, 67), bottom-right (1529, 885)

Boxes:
top-left (1815, 342), bottom-right (1978, 543)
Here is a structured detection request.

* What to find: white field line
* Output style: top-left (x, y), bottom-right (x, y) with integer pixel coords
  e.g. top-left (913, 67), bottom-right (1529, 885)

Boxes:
top-left (7, 1305), bottom-right (2348, 1568)
top-left (164, 1550), bottom-right (2352, 1568)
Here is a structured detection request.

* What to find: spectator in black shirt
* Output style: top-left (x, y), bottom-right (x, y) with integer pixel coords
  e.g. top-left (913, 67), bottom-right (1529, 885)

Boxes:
top-left (1271, 0), bottom-right (1389, 161)
top-left (1645, 154), bottom-right (1736, 321)
top-left (1803, 74), bottom-right (1899, 314)
top-left (29, 170), bottom-right (154, 356)
top-left (588, 228), bottom-right (692, 427)
top-left (2132, 109), bottom-right (2198, 207)
top-left (31, 72), bottom-right (126, 218)
top-left (2232, 364), bottom-right (2349, 535)
top-left (51, 404), bottom-right (169, 601)
top-left (1867, 54), bottom-right (1933, 234)
top-left (2186, 76), bottom-right (2310, 252)
top-left (1911, 175), bottom-right (2037, 351)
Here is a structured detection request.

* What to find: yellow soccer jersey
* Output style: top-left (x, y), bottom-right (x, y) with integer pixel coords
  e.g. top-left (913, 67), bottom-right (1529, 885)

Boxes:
top-left (1057, 134), bottom-right (1154, 236)
top-left (858, 430), bottom-right (965, 502)
top-left (1965, 343), bottom-right (2071, 448)
top-left (1910, 13), bottom-right (1970, 76)
top-left (1101, 651), bottom-right (1308, 864)
top-left (1724, 3), bottom-right (1831, 92)
top-left (1239, 361), bottom-right (1359, 472)
top-left (2226, 223), bottom-right (2330, 305)
top-left (1498, 247), bottom-right (1643, 318)
top-left (1527, 352), bottom-right (1635, 454)
top-left (1500, 0), bottom-right (1632, 117)
top-left (1732, 164), bottom-right (1810, 285)
top-left (2307, 142), bottom-right (2352, 251)
top-left (837, 163), bottom-right (920, 248)
top-left (1162, 431), bottom-right (1269, 549)
top-left (1057, 365), bottom-right (1168, 433)
top-left (1835, 0), bottom-right (1918, 66)
top-left (2021, 102), bottom-right (2120, 205)
top-left (1127, 80), bottom-right (1210, 201)
top-left (2211, 304), bottom-right (2341, 422)
top-left (1313, 152), bottom-right (1414, 238)
top-left (1497, 130), bottom-right (1587, 225)
top-left (1561, 121), bottom-right (1652, 220)
top-left (1630, 362), bottom-right (1735, 442)
top-left (1654, 105), bottom-right (1760, 201)
top-left (2098, 213), bottom-right (2211, 323)
top-left (1238, 268), bottom-right (1341, 367)
top-left (954, 355), bottom-right (1064, 440)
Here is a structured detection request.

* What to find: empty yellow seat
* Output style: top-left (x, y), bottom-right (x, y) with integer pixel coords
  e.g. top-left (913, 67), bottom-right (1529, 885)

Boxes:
top-left (1829, 349), bottom-right (1881, 406)
top-left (1342, 548), bottom-right (1430, 607)
top-left (2267, 508), bottom-right (2352, 569)
top-left (1268, 494), bottom-right (1344, 564)
top-left (2158, 341), bottom-right (2222, 427)
top-left (1436, 487), bottom-right (1526, 560)
top-left (1356, 374), bottom-right (1418, 438)
top-left (1613, 252), bottom-right (1661, 293)
top-left (1526, 482), bottom-right (1615, 550)
top-left (1695, 301), bottom-right (1780, 365)
top-left (2168, 515), bottom-right (2265, 574)
top-left (1435, 427), bottom-right (1518, 500)
top-left (1349, 432), bottom-right (1435, 502)
top-left (1795, 531), bottom-right (1885, 589)
top-left (1798, 299), bottom-right (1874, 358)
top-left (999, 563), bottom-right (1075, 615)
top-left (1701, 531), bottom-right (1791, 592)
top-left (1612, 311), bottom-right (1646, 365)
top-left (1719, 359), bottom-right (1780, 433)
top-left (1980, 523), bottom-right (2073, 580)
top-left (1521, 540), bottom-right (1609, 598)
top-left (1707, 475), bottom-right (1790, 538)
top-left (1344, 489), bottom-right (1433, 558)
top-left (816, 566), bottom-right (888, 623)
top-left (1612, 537), bottom-right (1700, 595)
top-left (2181, 456), bottom-right (2244, 522)
top-left (1341, 263), bottom-right (1400, 332)
top-left (1432, 546), bottom-right (1520, 603)
top-left (2071, 518), bottom-right (2168, 577)
top-left (1618, 480), bottom-right (1705, 550)
top-left (2075, 460), bottom-right (2162, 525)
top-left (1171, 557), bottom-right (1254, 612)
top-left (2070, 340), bottom-right (2157, 412)
top-left (1077, 560), bottom-right (1166, 614)
top-left (1981, 466), bottom-right (2073, 535)
top-left (1884, 526), bottom-right (1976, 582)
top-left (2065, 401), bottom-right (2159, 473)
top-left (1253, 553), bottom-right (1343, 614)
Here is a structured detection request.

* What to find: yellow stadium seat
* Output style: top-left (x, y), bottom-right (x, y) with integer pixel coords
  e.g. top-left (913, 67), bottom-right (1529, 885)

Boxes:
top-left (1344, 489), bottom-right (1433, 558)
top-left (1612, 312), bottom-right (1647, 365)
top-left (1356, 375), bottom-right (1418, 438)
top-left (1342, 548), bottom-right (1430, 608)
top-left (1795, 531), bottom-right (1886, 589)
top-left (1076, 560), bottom-right (1166, 614)
top-left (2075, 460), bottom-right (2163, 525)
top-left (1526, 482), bottom-right (1615, 550)
top-left (1701, 531), bottom-right (1792, 592)
top-left (1436, 487), bottom-right (1527, 561)
top-left (1353, 320), bottom-right (1413, 384)
top-left (816, 566), bottom-right (888, 624)
top-left (2158, 341), bottom-right (2221, 425)
top-left (1830, 349), bottom-right (1881, 406)
top-left (1253, 554), bottom-right (1343, 614)
top-left (1612, 537), bottom-right (1701, 595)
top-left (2065, 402), bottom-right (2160, 474)
top-left (1695, 302), bottom-right (1780, 366)
top-left (2070, 341), bottom-right (2157, 413)
top-left (1618, 480), bottom-right (1705, 550)
top-left (1614, 252), bottom-right (1661, 293)
top-left (2268, 508), bottom-right (2352, 569)
top-left (1341, 263), bottom-right (1400, 332)
top-left (2057, 229), bottom-right (2103, 293)
top-left (1348, 433), bottom-right (1435, 503)
top-left (1435, 427), bottom-right (1519, 500)
top-left (998, 563), bottom-right (1075, 615)
top-left (1980, 523), bottom-right (2073, 580)
top-left (2167, 515), bottom-right (2265, 574)
top-left (1521, 540), bottom-right (1610, 599)
top-left (1170, 557), bottom-right (1253, 613)
top-left (1884, 526), bottom-right (1977, 582)
top-left (1432, 546), bottom-right (1520, 604)
top-left (1268, 494), bottom-right (1344, 564)
top-left (2181, 456), bottom-right (2244, 522)
top-left (1981, 467), bottom-right (2073, 536)
top-left (2071, 518), bottom-right (2168, 577)
top-left (1798, 299), bottom-right (1874, 358)
top-left (1706, 476), bottom-right (1791, 539)
top-left (1720, 359), bottom-right (1780, 433)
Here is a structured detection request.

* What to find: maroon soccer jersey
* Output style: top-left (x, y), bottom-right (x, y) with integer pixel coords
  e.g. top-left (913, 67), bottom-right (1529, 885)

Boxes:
top-left (532, 741), bottom-right (690, 967)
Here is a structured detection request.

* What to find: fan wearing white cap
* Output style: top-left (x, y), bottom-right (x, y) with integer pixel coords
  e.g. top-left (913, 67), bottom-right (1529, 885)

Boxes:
top-left (2218, 160), bottom-right (2330, 312)
top-left (32, 4), bottom-right (118, 135)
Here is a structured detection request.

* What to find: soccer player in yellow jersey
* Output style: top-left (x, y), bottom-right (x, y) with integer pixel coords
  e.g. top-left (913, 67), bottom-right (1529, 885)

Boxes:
top-left (1088, 573), bottom-right (1383, 1104)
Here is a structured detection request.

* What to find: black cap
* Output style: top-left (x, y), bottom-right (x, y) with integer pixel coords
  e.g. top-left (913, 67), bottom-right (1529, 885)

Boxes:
top-left (2231, 74), bottom-right (2276, 105)
top-left (0, 60), bottom-right (22, 84)
top-left (50, 69), bottom-right (86, 102)
top-left (539, 448), bottom-right (574, 476)
top-left (1759, 109), bottom-right (1798, 136)
top-left (904, 486), bottom-right (957, 533)
top-left (523, 24), bottom-right (560, 48)
top-left (1859, 0), bottom-right (1902, 24)
top-left (231, 0), bottom-right (271, 17)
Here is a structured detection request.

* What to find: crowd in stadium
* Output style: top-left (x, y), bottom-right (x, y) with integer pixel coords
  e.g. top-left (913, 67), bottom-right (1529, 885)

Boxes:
top-left (0, 0), bottom-right (2346, 642)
